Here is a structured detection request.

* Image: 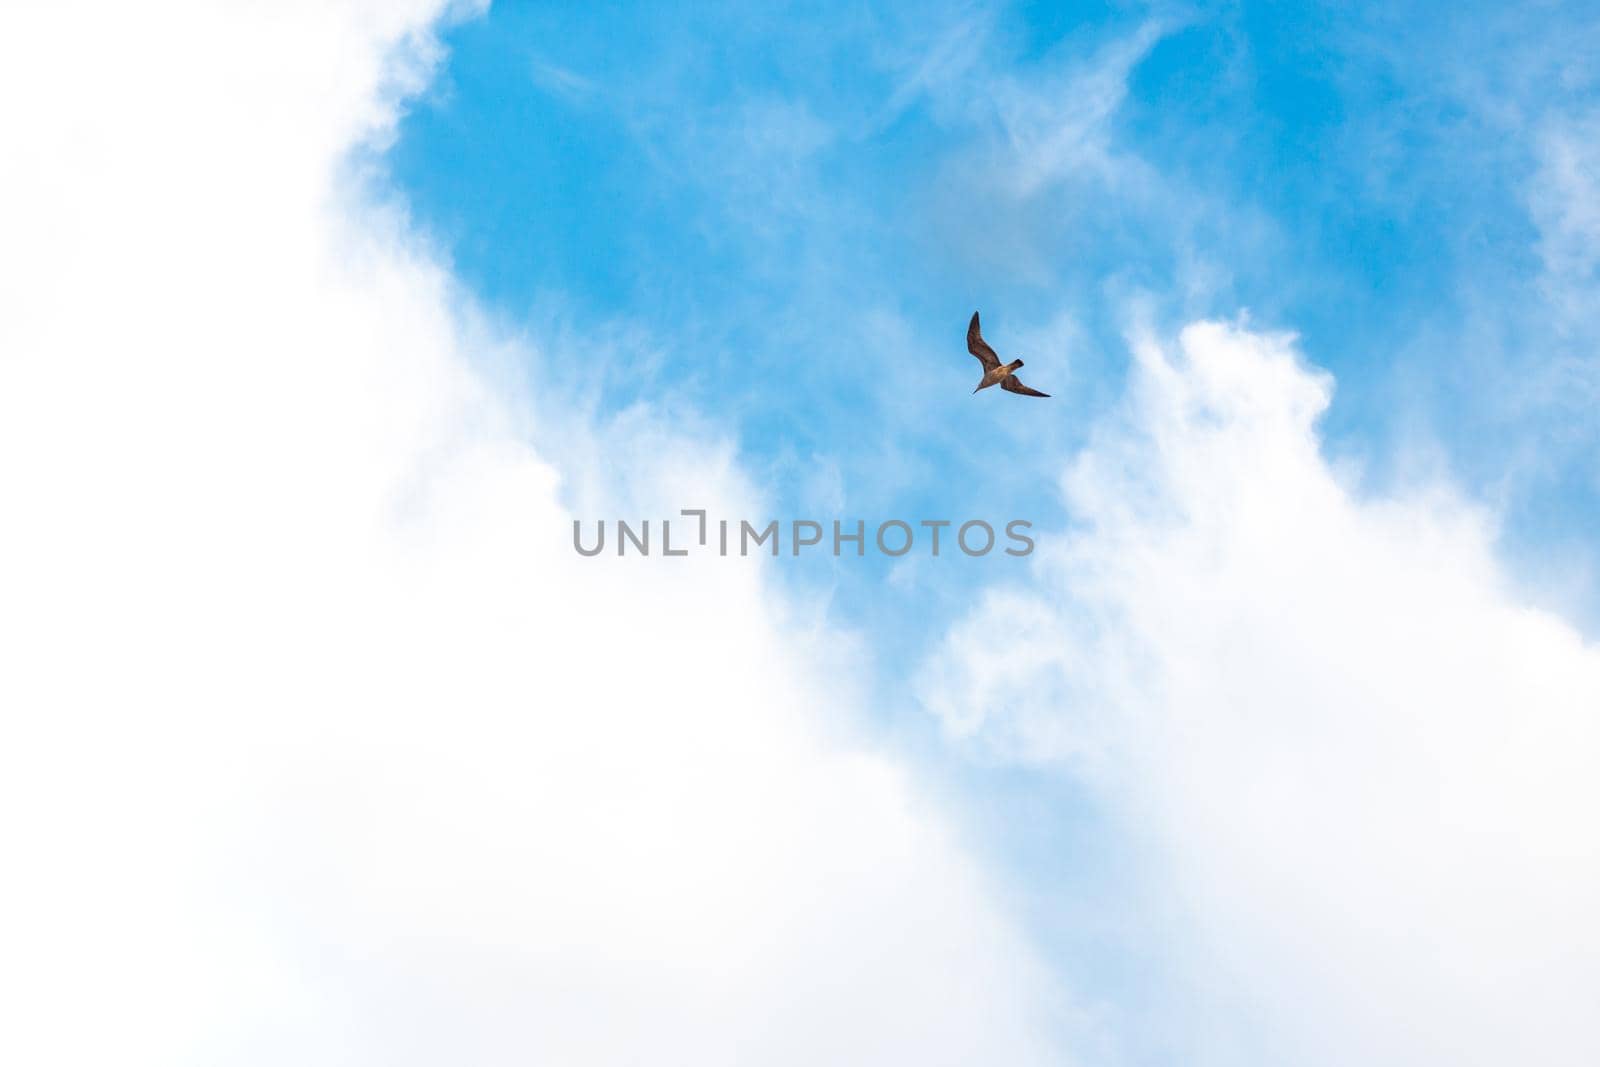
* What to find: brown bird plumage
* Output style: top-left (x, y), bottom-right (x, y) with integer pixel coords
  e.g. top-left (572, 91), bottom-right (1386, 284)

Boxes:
top-left (967, 312), bottom-right (1050, 397)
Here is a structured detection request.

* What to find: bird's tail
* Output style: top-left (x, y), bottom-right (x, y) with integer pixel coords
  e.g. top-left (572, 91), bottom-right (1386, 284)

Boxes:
top-left (1008, 359), bottom-right (1024, 371)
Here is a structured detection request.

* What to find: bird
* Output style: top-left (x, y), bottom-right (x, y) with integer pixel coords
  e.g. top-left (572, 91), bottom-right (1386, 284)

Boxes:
top-left (967, 311), bottom-right (1050, 397)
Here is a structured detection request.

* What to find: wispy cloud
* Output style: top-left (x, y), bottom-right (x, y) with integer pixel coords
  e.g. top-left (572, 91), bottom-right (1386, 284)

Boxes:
top-left (529, 57), bottom-right (599, 103)
top-left (869, 5), bottom-right (996, 132)
top-left (985, 20), bottom-right (1172, 197)
top-left (1530, 111), bottom-right (1600, 341)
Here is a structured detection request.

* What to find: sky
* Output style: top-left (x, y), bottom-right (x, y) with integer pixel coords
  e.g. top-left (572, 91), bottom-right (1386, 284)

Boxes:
top-left (3, 2), bottom-right (1599, 1065)
top-left (385, 0), bottom-right (1600, 653)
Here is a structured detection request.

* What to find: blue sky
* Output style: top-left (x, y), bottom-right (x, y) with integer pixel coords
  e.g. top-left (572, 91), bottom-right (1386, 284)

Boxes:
top-left (380, 13), bottom-right (1600, 1048)
top-left (387, 0), bottom-right (1600, 642)
top-left (379, 2), bottom-right (1600, 1057)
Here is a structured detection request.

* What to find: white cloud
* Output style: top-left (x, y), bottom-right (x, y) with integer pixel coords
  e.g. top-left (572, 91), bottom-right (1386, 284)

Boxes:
top-left (0, 4), bottom-right (1073, 1064)
top-left (923, 319), bottom-right (1600, 1064)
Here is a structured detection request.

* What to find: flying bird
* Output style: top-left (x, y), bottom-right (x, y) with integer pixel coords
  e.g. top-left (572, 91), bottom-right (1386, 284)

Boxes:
top-left (967, 311), bottom-right (1050, 397)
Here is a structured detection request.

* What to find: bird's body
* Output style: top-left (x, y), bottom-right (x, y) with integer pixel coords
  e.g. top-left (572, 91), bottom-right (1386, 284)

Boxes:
top-left (967, 312), bottom-right (1050, 397)
top-left (975, 358), bottom-right (1025, 391)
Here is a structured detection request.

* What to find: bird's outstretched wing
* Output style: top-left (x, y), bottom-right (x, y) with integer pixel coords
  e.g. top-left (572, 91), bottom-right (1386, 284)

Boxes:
top-left (967, 311), bottom-right (1001, 371)
top-left (1001, 376), bottom-right (1050, 398)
